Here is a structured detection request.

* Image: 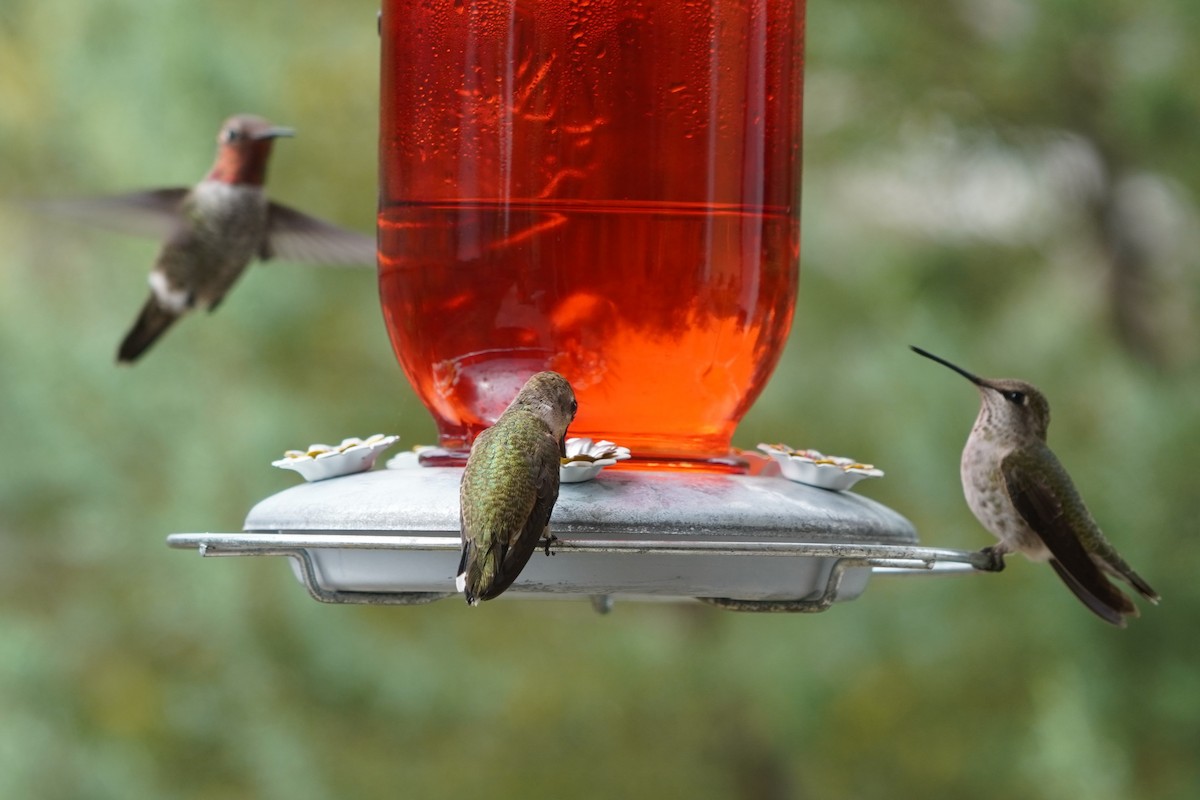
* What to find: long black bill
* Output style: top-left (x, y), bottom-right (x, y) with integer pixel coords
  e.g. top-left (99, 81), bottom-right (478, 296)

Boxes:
top-left (910, 345), bottom-right (985, 386)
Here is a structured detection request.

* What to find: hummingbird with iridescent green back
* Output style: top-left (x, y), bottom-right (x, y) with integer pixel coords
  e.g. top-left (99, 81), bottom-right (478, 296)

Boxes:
top-left (911, 346), bottom-right (1159, 627)
top-left (37, 114), bottom-right (376, 362)
top-left (457, 371), bottom-right (578, 605)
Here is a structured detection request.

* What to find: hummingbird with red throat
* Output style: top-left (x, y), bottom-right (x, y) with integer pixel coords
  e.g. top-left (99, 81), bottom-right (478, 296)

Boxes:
top-left (911, 346), bottom-right (1159, 626)
top-left (40, 114), bottom-right (376, 362)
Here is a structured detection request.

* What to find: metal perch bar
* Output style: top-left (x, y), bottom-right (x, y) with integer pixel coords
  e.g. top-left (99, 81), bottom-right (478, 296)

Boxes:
top-left (167, 532), bottom-right (996, 611)
top-left (171, 531), bottom-right (993, 566)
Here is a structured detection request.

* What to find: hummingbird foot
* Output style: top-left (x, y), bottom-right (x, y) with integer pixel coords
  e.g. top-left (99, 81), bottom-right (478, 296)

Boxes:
top-left (540, 534), bottom-right (560, 557)
top-left (978, 545), bottom-right (1008, 572)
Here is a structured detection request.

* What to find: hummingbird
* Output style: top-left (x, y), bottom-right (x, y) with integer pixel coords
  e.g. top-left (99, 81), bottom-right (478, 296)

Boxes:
top-left (37, 114), bottom-right (376, 362)
top-left (457, 371), bottom-right (578, 605)
top-left (911, 346), bottom-right (1159, 626)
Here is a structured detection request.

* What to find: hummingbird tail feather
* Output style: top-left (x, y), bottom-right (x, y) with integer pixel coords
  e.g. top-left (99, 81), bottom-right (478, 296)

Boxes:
top-left (118, 298), bottom-right (178, 363)
top-left (1104, 560), bottom-right (1160, 605)
top-left (1048, 559), bottom-right (1133, 627)
top-left (1126, 571), bottom-right (1160, 605)
top-left (455, 544), bottom-right (477, 604)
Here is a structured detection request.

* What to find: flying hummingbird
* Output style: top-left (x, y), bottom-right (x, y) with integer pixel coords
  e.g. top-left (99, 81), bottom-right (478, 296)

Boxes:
top-left (457, 371), bottom-right (578, 605)
top-left (37, 114), bottom-right (376, 362)
top-left (911, 346), bottom-right (1159, 626)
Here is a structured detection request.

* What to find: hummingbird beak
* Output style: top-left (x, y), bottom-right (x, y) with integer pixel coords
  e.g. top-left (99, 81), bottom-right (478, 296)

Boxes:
top-left (253, 126), bottom-right (295, 141)
top-left (910, 346), bottom-right (986, 387)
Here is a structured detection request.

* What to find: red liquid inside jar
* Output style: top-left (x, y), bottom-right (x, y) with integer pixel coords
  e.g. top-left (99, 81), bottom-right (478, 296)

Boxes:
top-left (379, 0), bottom-right (804, 469)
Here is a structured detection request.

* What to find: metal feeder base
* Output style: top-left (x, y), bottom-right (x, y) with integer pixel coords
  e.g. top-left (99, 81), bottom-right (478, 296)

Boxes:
top-left (167, 466), bottom-right (993, 611)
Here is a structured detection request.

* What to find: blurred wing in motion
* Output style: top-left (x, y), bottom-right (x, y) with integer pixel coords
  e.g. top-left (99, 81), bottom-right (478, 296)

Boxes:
top-left (25, 188), bottom-right (189, 240)
top-left (261, 202), bottom-right (376, 267)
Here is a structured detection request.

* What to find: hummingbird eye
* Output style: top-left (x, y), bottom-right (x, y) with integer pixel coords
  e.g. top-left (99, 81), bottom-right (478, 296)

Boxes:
top-left (1003, 390), bottom-right (1027, 405)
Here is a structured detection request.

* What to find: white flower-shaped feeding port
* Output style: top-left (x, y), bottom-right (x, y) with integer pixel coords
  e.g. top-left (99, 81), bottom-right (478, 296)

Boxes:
top-left (560, 438), bottom-right (632, 483)
top-left (273, 434), bottom-right (399, 482)
top-left (757, 443), bottom-right (884, 492)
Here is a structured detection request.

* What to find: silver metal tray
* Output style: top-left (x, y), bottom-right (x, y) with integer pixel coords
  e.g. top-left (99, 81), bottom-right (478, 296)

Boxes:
top-left (167, 466), bottom-right (993, 611)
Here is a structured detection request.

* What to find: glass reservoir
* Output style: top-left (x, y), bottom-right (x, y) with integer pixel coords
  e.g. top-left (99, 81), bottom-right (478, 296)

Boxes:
top-left (378, 0), bottom-right (805, 468)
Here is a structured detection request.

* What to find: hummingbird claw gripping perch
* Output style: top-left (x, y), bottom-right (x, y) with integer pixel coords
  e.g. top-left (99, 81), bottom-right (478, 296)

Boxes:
top-left (977, 545), bottom-right (1008, 573)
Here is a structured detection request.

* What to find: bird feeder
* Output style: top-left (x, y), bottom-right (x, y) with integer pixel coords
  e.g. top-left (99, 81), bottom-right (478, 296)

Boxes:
top-left (168, 0), bottom-right (991, 610)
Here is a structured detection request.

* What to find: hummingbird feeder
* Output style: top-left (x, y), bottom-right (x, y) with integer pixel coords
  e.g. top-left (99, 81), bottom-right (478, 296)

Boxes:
top-left (167, 0), bottom-right (992, 611)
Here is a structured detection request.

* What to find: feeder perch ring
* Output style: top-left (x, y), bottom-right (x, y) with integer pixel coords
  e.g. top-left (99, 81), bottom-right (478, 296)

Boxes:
top-left (166, 467), bottom-right (991, 613)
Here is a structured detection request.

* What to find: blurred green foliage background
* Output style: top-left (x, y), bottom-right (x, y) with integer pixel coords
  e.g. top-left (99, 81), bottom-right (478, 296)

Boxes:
top-left (2, 0), bottom-right (1198, 797)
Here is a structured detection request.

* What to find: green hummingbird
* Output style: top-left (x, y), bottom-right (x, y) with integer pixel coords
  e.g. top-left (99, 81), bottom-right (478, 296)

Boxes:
top-left (911, 346), bottom-right (1159, 626)
top-left (457, 371), bottom-right (578, 605)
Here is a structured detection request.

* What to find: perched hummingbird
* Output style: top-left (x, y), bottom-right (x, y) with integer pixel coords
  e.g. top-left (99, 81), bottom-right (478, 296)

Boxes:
top-left (911, 346), bottom-right (1159, 626)
top-left (38, 114), bottom-right (376, 362)
top-left (457, 371), bottom-right (578, 605)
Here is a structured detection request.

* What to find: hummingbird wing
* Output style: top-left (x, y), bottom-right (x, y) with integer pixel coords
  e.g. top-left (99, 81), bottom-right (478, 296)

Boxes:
top-left (260, 202), bottom-right (376, 266)
top-left (1000, 447), bottom-right (1136, 626)
top-left (26, 188), bottom-right (189, 240)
